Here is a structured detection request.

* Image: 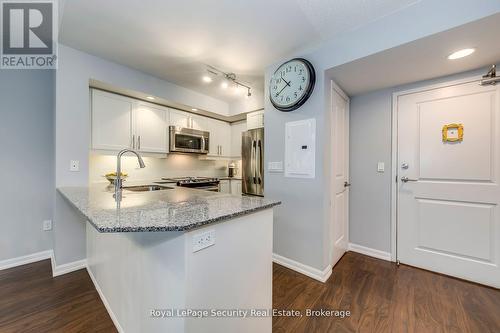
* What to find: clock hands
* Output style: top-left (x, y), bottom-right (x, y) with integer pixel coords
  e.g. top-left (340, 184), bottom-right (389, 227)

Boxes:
top-left (276, 73), bottom-right (291, 97)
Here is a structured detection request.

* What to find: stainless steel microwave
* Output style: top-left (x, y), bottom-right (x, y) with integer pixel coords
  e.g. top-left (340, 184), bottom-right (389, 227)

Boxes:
top-left (169, 126), bottom-right (209, 154)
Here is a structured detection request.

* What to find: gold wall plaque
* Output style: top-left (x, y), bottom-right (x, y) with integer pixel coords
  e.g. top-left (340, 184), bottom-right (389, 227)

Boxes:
top-left (442, 123), bottom-right (463, 142)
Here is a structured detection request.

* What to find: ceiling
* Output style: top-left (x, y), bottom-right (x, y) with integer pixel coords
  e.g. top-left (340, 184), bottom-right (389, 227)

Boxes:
top-left (59, 0), bottom-right (420, 103)
top-left (328, 13), bottom-right (500, 96)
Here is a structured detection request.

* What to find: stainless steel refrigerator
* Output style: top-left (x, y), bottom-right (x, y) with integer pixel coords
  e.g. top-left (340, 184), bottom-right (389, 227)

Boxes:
top-left (242, 128), bottom-right (264, 196)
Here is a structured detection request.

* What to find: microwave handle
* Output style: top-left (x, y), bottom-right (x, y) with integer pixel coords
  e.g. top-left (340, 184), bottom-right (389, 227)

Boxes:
top-left (201, 136), bottom-right (206, 152)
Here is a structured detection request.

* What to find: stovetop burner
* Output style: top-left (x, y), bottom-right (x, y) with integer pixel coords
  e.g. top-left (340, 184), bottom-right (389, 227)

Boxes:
top-left (162, 177), bottom-right (219, 185)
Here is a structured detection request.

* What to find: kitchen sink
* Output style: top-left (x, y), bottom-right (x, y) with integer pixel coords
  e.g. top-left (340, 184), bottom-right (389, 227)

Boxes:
top-left (122, 185), bottom-right (173, 192)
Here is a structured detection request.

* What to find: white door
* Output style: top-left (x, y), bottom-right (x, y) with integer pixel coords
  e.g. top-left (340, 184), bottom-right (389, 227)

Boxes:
top-left (134, 104), bottom-right (168, 153)
top-left (331, 83), bottom-right (349, 266)
top-left (91, 90), bottom-right (133, 150)
top-left (397, 81), bottom-right (500, 288)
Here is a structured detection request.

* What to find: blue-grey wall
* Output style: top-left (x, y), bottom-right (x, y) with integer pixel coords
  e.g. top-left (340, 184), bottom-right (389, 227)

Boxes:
top-left (265, 0), bottom-right (500, 271)
top-left (0, 70), bottom-right (54, 261)
top-left (348, 67), bottom-right (490, 254)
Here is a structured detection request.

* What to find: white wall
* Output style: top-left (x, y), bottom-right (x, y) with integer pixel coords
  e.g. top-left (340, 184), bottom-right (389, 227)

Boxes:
top-left (265, 0), bottom-right (500, 272)
top-left (349, 67), bottom-right (489, 253)
top-left (229, 89), bottom-right (264, 115)
top-left (0, 70), bottom-right (54, 262)
top-left (54, 45), bottom-right (232, 265)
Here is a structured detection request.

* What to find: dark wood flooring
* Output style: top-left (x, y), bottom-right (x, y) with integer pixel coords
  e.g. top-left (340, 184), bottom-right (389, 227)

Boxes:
top-left (273, 252), bottom-right (500, 333)
top-left (0, 259), bottom-right (116, 333)
top-left (1, 252), bottom-right (499, 332)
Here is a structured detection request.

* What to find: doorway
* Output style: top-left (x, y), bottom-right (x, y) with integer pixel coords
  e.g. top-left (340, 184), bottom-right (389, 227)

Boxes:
top-left (393, 78), bottom-right (500, 288)
top-left (331, 81), bottom-right (350, 267)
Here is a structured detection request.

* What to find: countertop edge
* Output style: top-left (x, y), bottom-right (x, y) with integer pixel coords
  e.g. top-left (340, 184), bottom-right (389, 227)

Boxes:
top-left (57, 187), bottom-right (281, 233)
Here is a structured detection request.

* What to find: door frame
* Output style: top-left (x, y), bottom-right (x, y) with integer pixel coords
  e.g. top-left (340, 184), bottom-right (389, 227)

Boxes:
top-left (390, 74), bottom-right (484, 262)
top-left (330, 80), bottom-right (350, 264)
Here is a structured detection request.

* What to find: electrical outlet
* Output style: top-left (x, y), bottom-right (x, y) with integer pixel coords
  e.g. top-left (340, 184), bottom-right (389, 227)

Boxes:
top-left (192, 230), bottom-right (216, 253)
top-left (43, 220), bottom-right (52, 231)
top-left (70, 160), bottom-right (80, 172)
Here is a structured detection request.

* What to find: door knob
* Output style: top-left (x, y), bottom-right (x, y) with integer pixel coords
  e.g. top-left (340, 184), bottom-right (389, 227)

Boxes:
top-left (400, 176), bottom-right (418, 183)
top-left (344, 181), bottom-right (351, 187)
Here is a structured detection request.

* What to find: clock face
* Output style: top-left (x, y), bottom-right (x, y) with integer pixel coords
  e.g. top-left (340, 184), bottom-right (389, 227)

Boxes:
top-left (269, 58), bottom-right (315, 112)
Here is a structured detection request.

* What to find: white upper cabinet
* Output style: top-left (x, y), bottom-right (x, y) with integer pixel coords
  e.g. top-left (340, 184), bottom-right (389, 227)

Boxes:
top-left (230, 121), bottom-right (246, 158)
top-left (169, 110), bottom-right (190, 128)
top-left (92, 90), bottom-right (168, 153)
top-left (92, 90), bottom-right (133, 151)
top-left (134, 103), bottom-right (168, 153)
top-left (204, 118), bottom-right (231, 157)
top-left (247, 110), bottom-right (264, 130)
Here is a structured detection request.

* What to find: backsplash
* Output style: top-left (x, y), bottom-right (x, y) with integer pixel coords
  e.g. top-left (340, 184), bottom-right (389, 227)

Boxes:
top-left (89, 152), bottom-right (241, 184)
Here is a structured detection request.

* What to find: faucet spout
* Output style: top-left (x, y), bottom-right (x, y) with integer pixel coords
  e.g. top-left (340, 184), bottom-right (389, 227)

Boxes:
top-left (114, 149), bottom-right (146, 200)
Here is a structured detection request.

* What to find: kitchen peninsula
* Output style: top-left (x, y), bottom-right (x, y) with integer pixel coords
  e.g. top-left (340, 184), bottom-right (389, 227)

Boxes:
top-left (58, 184), bottom-right (280, 333)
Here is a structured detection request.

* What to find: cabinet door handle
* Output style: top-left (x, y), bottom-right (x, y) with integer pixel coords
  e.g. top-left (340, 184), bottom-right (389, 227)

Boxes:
top-left (138, 136), bottom-right (141, 150)
top-left (132, 135), bottom-right (135, 149)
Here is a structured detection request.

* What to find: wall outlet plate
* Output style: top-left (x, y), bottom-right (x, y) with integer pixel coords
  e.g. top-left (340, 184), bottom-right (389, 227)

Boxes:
top-left (70, 160), bottom-right (80, 172)
top-left (192, 230), bottom-right (216, 253)
top-left (377, 162), bottom-right (385, 173)
top-left (268, 161), bottom-right (283, 172)
top-left (43, 220), bottom-right (52, 231)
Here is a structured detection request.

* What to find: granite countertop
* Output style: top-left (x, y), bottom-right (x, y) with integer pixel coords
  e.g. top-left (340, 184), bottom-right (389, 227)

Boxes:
top-left (57, 182), bottom-right (280, 233)
top-left (218, 177), bottom-right (242, 181)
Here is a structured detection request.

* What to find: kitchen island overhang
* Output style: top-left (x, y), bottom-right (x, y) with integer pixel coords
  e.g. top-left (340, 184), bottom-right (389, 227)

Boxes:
top-left (58, 185), bottom-right (280, 333)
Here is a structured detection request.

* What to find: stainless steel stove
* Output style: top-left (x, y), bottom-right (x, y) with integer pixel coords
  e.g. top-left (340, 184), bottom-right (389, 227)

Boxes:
top-left (161, 177), bottom-right (220, 192)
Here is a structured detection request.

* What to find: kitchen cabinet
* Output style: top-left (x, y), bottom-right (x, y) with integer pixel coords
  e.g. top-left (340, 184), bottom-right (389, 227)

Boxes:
top-left (247, 110), bottom-right (264, 130)
top-left (169, 110), bottom-right (190, 128)
top-left (92, 90), bottom-right (168, 153)
top-left (204, 118), bottom-right (231, 157)
top-left (169, 110), bottom-right (204, 130)
top-left (219, 179), bottom-right (230, 193)
top-left (134, 103), bottom-right (168, 153)
top-left (92, 90), bottom-right (134, 150)
top-left (230, 179), bottom-right (242, 195)
top-left (230, 121), bottom-right (246, 158)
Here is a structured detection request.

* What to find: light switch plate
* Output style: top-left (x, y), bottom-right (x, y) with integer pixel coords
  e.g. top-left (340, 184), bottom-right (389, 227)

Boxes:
top-left (377, 162), bottom-right (385, 173)
top-left (192, 230), bottom-right (216, 253)
top-left (268, 161), bottom-right (283, 172)
top-left (70, 160), bottom-right (80, 172)
top-left (43, 220), bottom-right (52, 231)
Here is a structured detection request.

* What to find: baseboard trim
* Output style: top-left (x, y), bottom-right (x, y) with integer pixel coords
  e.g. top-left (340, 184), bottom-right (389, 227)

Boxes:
top-left (272, 253), bottom-right (332, 283)
top-left (348, 243), bottom-right (392, 261)
top-left (87, 267), bottom-right (124, 333)
top-left (0, 250), bottom-right (53, 271)
top-left (52, 259), bottom-right (87, 277)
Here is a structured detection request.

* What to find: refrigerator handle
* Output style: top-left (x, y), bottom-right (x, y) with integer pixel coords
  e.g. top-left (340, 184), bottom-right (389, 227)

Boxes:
top-left (252, 140), bottom-right (257, 184)
top-left (257, 140), bottom-right (263, 184)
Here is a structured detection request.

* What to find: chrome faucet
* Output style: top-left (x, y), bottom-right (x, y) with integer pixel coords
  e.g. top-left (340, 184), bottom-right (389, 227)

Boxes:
top-left (114, 149), bottom-right (146, 200)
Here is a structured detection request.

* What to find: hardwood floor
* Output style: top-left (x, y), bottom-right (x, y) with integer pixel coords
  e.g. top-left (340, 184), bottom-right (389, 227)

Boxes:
top-left (273, 252), bottom-right (500, 333)
top-left (0, 260), bottom-right (116, 333)
top-left (2, 252), bottom-right (499, 332)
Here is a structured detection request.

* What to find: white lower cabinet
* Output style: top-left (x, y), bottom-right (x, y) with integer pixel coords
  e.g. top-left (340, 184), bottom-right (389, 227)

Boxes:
top-left (230, 179), bottom-right (242, 195)
top-left (219, 180), bottom-right (231, 193)
top-left (219, 179), bottom-right (242, 195)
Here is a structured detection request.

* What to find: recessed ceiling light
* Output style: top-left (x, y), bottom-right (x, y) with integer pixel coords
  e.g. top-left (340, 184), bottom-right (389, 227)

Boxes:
top-left (191, 108), bottom-right (198, 111)
top-left (202, 76), bottom-right (212, 83)
top-left (146, 96), bottom-right (155, 100)
top-left (448, 48), bottom-right (475, 60)
top-left (221, 81), bottom-right (228, 89)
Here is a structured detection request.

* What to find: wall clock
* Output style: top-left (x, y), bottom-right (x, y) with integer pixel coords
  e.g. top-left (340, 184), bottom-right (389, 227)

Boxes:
top-left (269, 58), bottom-right (316, 112)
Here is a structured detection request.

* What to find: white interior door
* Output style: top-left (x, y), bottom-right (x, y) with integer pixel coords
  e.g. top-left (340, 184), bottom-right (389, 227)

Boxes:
top-left (331, 83), bottom-right (349, 266)
top-left (397, 80), bottom-right (500, 288)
